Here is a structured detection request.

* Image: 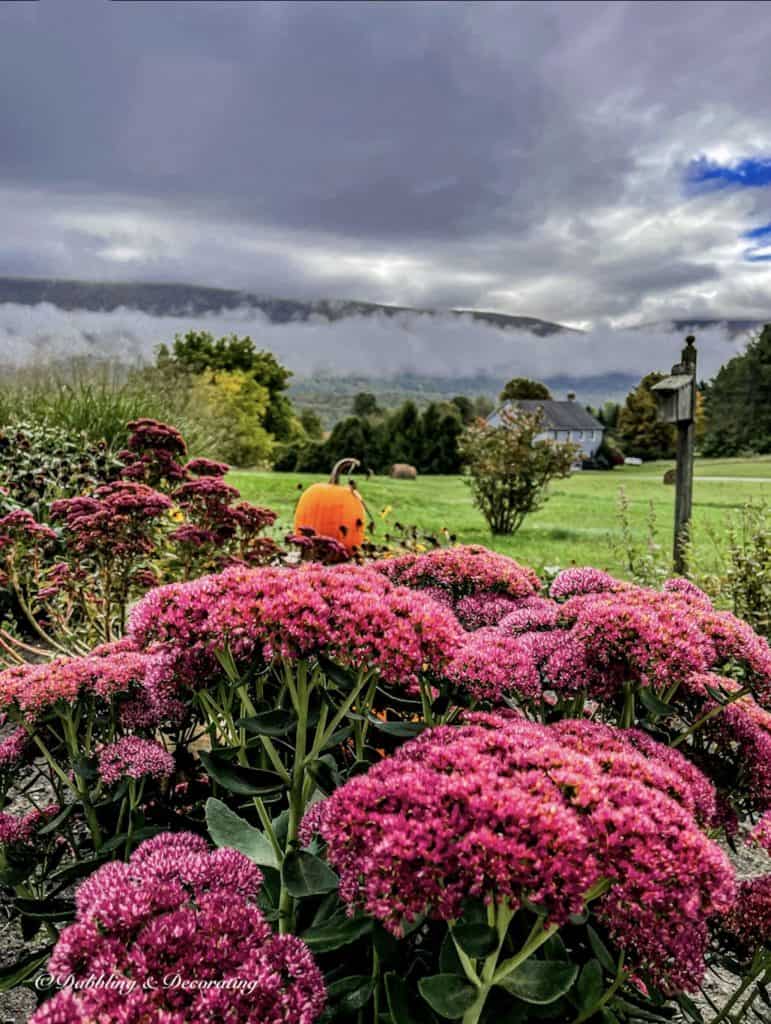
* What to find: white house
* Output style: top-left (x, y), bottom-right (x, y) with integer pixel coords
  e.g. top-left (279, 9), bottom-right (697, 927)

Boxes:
top-left (487, 394), bottom-right (605, 460)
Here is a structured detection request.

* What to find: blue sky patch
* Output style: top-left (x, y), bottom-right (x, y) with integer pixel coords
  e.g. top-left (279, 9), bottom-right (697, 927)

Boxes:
top-left (687, 156), bottom-right (771, 190)
top-left (743, 222), bottom-right (771, 239)
top-left (742, 222), bottom-right (771, 260)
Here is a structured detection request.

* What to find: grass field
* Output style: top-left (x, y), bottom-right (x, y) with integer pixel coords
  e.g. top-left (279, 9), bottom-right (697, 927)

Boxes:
top-left (230, 457), bottom-right (771, 579)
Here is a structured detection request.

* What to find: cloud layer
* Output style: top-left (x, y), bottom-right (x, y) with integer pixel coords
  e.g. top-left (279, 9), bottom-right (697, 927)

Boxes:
top-left (0, 302), bottom-right (747, 405)
top-left (2, 2), bottom-right (771, 325)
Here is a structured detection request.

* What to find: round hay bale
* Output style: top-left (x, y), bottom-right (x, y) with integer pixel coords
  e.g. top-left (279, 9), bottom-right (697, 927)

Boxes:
top-left (663, 468), bottom-right (676, 485)
top-left (390, 463), bottom-right (418, 480)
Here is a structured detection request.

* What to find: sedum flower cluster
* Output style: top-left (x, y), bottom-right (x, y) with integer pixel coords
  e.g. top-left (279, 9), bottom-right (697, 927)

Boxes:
top-left (316, 713), bottom-right (735, 992)
top-left (128, 562), bottom-right (462, 690)
top-left (0, 643), bottom-right (154, 722)
top-left (378, 545), bottom-right (540, 601)
top-left (0, 805), bottom-right (59, 848)
top-left (30, 832), bottom-right (326, 1024)
top-left (98, 736), bottom-right (175, 786)
top-left (721, 875), bottom-right (771, 954)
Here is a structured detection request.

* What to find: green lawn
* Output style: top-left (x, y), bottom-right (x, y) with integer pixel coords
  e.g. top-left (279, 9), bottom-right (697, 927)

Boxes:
top-left (229, 459), bottom-right (771, 579)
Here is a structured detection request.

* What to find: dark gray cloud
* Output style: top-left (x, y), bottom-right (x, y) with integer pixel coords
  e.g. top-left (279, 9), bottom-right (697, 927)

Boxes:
top-left (2, 1), bottom-right (771, 325)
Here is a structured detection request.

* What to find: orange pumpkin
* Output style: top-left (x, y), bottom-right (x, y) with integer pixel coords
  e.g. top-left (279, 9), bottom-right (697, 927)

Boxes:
top-left (293, 458), bottom-right (366, 552)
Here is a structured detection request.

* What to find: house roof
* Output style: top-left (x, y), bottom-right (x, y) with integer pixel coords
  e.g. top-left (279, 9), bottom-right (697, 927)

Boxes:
top-left (489, 400), bottom-right (604, 431)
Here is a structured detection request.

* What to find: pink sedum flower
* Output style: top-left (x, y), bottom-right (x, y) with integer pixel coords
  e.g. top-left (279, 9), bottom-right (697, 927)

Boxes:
top-left (663, 577), bottom-right (713, 607)
top-left (318, 715), bottom-right (734, 992)
top-left (750, 810), bottom-right (771, 853)
top-left (722, 875), bottom-right (771, 953)
top-left (0, 647), bottom-right (155, 721)
top-left (0, 805), bottom-right (59, 847)
top-left (98, 737), bottom-right (175, 786)
top-left (30, 832), bottom-right (326, 1024)
top-left (378, 545), bottom-right (541, 600)
top-left (454, 593), bottom-right (523, 630)
top-left (129, 563), bottom-right (463, 691)
top-left (550, 567), bottom-right (626, 600)
top-left (498, 596), bottom-right (561, 634)
top-left (445, 628), bottom-right (543, 702)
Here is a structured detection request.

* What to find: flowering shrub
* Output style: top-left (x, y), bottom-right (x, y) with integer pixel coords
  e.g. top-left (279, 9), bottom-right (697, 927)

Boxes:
top-left (30, 832), bottom-right (326, 1024)
top-left (0, 419), bottom-right (287, 656)
top-left (314, 715), bottom-right (733, 1020)
top-left (2, 500), bottom-right (771, 1023)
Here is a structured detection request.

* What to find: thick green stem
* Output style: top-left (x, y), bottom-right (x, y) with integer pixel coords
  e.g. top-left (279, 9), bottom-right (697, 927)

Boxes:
top-left (730, 963), bottom-right (771, 1023)
top-left (278, 661), bottom-right (310, 935)
top-left (570, 953), bottom-right (626, 1024)
top-left (672, 687), bottom-right (751, 748)
top-left (620, 683), bottom-right (635, 729)
top-left (61, 710), bottom-right (103, 852)
top-left (707, 951), bottom-right (769, 1024)
top-left (461, 901), bottom-right (556, 1024)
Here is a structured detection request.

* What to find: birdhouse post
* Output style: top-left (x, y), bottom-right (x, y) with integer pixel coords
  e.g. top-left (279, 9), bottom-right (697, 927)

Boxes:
top-left (651, 336), bottom-right (697, 574)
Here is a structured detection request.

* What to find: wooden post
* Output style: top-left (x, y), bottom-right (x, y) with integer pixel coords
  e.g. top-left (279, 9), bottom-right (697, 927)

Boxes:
top-left (673, 336), bottom-right (697, 574)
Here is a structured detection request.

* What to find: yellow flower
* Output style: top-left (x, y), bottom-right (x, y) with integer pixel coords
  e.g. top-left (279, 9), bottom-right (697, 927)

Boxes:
top-left (168, 507), bottom-right (185, 523)
top-left (380, 505), bottom-right (393, 519)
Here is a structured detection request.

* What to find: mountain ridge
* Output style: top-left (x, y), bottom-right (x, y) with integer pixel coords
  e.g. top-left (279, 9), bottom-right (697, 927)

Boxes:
top-left (0, 276), bottom-right (576, 336)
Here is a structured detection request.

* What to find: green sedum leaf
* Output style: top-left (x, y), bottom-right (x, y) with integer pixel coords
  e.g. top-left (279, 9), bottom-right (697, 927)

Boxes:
top-left (281, 850), bottom-right (339, 897)
top-left (418, 974), bottom-right (479, 1018)
top-left (496, 960), bottom-right (579, 1004)
top-left (199, 751), bottom-right (285, 796)
top-left (205, 797), bottom-right (279, 869)
top-left (301, 915), bottom-right (374, 952)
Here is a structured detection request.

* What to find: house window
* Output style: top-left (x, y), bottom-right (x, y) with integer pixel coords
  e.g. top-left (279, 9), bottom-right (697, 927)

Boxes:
top-left (575, 431), bottom-right (583, 439)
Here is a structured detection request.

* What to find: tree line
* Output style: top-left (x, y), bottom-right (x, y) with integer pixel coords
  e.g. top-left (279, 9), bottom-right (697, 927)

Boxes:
top-left (275, 393), bottom-right (493, 475)
top-left (157, 325), bottom-right (771, 470)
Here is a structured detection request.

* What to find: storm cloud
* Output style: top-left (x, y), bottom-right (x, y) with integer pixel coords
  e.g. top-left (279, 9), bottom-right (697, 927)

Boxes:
top-left (2, 1), bottom-right (771, 326)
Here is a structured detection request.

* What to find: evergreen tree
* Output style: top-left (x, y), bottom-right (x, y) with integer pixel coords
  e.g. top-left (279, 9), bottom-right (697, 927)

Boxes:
top-left (299, 409), bottom-right (324, 440)
top-left (386, 401), bottom-right (423, 466)
top-left (617, 372), bottom-right (676, 460)
top-left (703, 326), bottom-right (771, 455)
top-left (450, 395), bottom-right (475, 424)
top-left (351, 392), bottom-right (380, 418)
top-left (499, 377), bottom-right (551, 402)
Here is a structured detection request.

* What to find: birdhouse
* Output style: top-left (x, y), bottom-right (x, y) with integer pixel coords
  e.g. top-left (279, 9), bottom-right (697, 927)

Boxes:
top-left (651, 374), bottom-right (694, 424)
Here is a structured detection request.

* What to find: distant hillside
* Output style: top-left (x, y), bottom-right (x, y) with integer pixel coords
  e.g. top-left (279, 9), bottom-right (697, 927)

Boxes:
top-left (290, 371), bottom-right (640, 428)
top-left (644, 318), bottom-right (766, 338)
top-left (0, 277), bottom-right (576, 336)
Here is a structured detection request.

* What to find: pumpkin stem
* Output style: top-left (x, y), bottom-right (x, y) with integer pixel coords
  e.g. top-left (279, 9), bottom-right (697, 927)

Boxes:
top-left (329, 458), bottom-right (360, 484)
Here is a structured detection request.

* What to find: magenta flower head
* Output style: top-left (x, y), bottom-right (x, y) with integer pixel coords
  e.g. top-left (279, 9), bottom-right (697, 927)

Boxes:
top-left (663, 577), bottom-right (713, 607)
top-left (184, 457), bottom-right (230, 477)
top-left (0, 722), bottom-right (31, 771)
top-left (98, 737), bottom-right (175, 786)
top-left (126, 418), bottom-right (187, 456)
top-left (0, 647), bottom-right (153, 722)
top-left (129, 563), bottom-right (463, 691)
top-left (0, 508), bottom-right (58, 545)
top-left (498, 595), bottom-right (561, 635)
top-left (51, 482), bottom-right (172, 557)
top-left (378, 545), bottom-right (541, 600)
top-left (0, 805), bottom-right (59, 849)
top-left (454, 593), bottom-right (524, 630)
top-left (445, 628), bottom-right (543, 703)
top-left (30, 831), bottom-right (326, 1024)
top-left (317, 715), bottom-right (734, 992)
top-left (721, 875), bottom-right (771, 955)
top-left (750, 811), bottom-right (771, 853)
top-left (550, 567), bottom-right (626, 600)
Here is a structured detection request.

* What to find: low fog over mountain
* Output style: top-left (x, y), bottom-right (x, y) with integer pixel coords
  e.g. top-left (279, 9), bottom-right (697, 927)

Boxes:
top-left (0, 278), bottom-right (759, 407)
